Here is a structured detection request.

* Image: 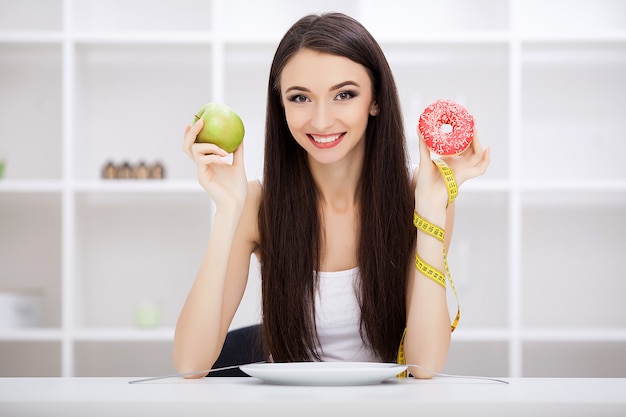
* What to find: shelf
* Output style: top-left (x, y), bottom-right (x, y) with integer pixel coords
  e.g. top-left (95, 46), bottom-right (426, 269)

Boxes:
top-left (0, 43), bottom-right (62, 180)
top-left (522, 341), bottom-right (626, 377)
top-left (71, 0), bottom-right (213, 33)
top-left (73, 42), bottom-right (213, 181)
top-left (519, 180), bottom-right (626, 193)
top-left (73, 340), bottom-right (176, 377)
top-left (450, 327), bottom-right (510, 342)
top-left (361, 0), bottom-right (509, 37)
top-left (2, 179), bottom-right (622, 194)
top-left (520, 32), bottom-right (626, 43)
top-left (445, 340), bottom-right (509, 377)
top-left (520, 43), bottom-right (626, 182)
top-left (72, 180), bottom-right (203, 193)
top-left (0, 180), bottom-right (64, 193)
top-left (447, 192), bottom-right (509, 327)
top-left (521, 191), bottom-right (626, 329)
top-left (0, 193), bottom-right (62, 328)
top-left (0, 0), bottom-right (62, 32)
top-left (0, 341), bottom-right (61, 377)
top-left (73, 192), bottom-right (213, 328)
top-left (3, 326), bottom-right (624, 345)
top-left (73, 327), bottom-right (174, 342)
top-left (382, 42), bottom-right (509, 180)
top-left (0, 328), bottom-right (62, 342)
top-left (223, 43), bottom-right (276, 179)
top-left (1, 0), bottom-right (624, 378)
top-left (520, 328), bottom-right (626, 342)
top-left (516, 0), bottom-right (626, 37)
top-left (375, 32), bottom-right (511, 45)
top-left (220, 0), bottom-right (359, 39)
top-left (0, 32), bottom-right (64, 43)
top-left (71, 31), bottom-right (216, 45)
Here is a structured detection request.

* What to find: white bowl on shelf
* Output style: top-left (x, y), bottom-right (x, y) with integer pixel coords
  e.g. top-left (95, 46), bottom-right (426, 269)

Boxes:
top-left (0, 291), bottom-right (43, 329)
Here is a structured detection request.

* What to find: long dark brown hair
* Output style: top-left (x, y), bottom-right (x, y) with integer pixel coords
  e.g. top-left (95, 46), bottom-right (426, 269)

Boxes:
top-left (259, 13), bottom-right (415, 363)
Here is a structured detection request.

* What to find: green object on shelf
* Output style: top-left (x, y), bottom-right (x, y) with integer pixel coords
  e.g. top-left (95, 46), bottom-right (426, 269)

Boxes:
top-left (134, 301), bottom-right (161, 328)
top-left (0, 160), bottom-right (4, 179)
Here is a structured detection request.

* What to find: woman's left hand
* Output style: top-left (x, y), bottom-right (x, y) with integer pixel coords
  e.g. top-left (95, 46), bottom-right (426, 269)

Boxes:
top-left (415, 127), bottom-right (490, 209)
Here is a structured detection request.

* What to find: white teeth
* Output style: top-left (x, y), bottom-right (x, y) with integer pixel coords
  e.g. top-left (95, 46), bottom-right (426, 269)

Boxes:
top-left (311, 134), bottom-right (342, 143)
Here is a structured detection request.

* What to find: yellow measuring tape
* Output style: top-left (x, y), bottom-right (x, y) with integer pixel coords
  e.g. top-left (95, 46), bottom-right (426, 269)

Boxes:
top-left (397, 158), bottom-right (461, 377)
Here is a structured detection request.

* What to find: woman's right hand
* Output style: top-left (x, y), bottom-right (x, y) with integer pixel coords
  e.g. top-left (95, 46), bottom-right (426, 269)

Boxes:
top-left (182, 118), bottom-right (248, 212)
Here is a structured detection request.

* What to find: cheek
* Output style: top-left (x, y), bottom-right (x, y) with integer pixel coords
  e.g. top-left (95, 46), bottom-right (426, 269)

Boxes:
top-left (284, 107), bottom-right (308, 134)
top-left (283, 108), bottom-right (306, 144)
top-left (349, 106), bottom-right (372, 132)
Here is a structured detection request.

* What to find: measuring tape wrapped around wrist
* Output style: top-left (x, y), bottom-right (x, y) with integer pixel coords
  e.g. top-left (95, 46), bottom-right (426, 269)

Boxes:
top-left (397, 158), bottom-right (461, 377)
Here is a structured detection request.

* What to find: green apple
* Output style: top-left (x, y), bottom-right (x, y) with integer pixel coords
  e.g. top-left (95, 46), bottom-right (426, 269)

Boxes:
top-left (193, 102), bottom-right (245, 153)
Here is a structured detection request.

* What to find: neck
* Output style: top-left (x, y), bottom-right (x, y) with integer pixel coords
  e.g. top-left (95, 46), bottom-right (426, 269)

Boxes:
top-left (309, 156), bottom-right (362, 213)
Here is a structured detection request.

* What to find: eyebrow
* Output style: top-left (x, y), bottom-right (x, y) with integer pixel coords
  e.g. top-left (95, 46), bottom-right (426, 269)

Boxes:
top-left (285, 80), bottom-right (361, 94)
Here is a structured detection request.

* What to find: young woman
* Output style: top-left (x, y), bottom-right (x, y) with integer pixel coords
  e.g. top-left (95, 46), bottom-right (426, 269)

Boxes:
top-left (175, 12), bottom-right (490, 378)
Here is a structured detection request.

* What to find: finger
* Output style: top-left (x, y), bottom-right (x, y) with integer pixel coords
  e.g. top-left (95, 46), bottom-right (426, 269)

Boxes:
top-left (182, 118), bottom-right (204, 156)
top-left (479, 145), bottom-right (491, 172)
top-left (232, 140), bottom-right (245, 169)
top-left (182, 124), bottom-right (192, 155)
top-left (450, 128), bottom-right (483, 167)
top-left (469, 127), bottom-right (484, 156)
top-left (462, 145), bottom-right (491, 181)
top-left (191, 142), bottom-right (229, 162)
top-left (196, 153), bottom-right (230, 167)
top-left (416, 130), bottom-right (432, 168)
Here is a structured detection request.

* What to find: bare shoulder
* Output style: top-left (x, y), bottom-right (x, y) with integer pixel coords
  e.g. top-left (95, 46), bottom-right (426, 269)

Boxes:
top-left (247, 179), bottom-right (263, 204)
top-left (246, 179), bottom-right (263, 219)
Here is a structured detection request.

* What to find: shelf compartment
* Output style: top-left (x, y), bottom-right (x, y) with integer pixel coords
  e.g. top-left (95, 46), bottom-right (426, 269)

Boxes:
top-left (522, 341), bottom-right (626, 377)
top-left (517, 0), bottom-right (626, 36)
top-left (521, 42), bottom-right (626, 181)
top-left (74, 341), bottom-right (175, 377)
top-left (0, 43), bottom-right (62, 180)
top-left (444, 341), bottom-right (509, 377)
top-left (361, 0), bottom-right (509, 38)
top-left (382, 42), bottom-right (509, 180)
top-left (0, 193), bottom-right (62, 328)
top-left (521, 191), bottom-right (626, 328)
top-left (0, 341), bottom-right (61, 376)
top-left (73, 43), bottom-right (213, 181)
top-left (71, 0), bottom-right (213, 33)
top-left (73, 192), bottom-right (213, 328)
top-left (0, 0), bottom-right (62, 32)
top-left (446, 192), bottom-right (510, 327)
top-left (221, 0), bottom-right (359, 39)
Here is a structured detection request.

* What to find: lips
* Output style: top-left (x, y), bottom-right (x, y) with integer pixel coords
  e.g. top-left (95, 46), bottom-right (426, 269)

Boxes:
top-left (307, 133), bottom-right (346, 149)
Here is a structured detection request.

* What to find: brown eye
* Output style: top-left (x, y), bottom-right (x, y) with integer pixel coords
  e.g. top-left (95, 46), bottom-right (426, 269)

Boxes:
top-left (288, 94), bottom-right (309, 103)
top-left (335, 91), bottom-right (357, 101)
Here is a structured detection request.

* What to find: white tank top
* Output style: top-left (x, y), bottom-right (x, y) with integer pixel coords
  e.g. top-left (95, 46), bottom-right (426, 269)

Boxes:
top-left (314, 267), bottom-right (377, 362)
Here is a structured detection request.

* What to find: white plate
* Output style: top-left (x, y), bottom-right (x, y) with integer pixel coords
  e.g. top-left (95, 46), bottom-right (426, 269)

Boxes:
top-left (239, 362), bottom-right (407, 386)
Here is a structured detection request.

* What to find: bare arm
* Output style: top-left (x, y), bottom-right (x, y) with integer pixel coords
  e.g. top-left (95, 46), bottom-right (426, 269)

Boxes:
top-left (405, 130), bottom-right (489, 378)
top-left (173, 120), bottom-right (260, 376)
top-left (405, 194), bottom-right (453, 378)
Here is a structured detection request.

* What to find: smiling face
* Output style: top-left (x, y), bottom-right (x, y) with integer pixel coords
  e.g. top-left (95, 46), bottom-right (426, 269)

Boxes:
top-left (279, 49), bottom-right (378, 167)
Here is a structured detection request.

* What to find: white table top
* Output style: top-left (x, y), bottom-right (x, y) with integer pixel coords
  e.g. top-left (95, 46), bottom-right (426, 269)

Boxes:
top-left (1, 376), bottom-right (625, 417)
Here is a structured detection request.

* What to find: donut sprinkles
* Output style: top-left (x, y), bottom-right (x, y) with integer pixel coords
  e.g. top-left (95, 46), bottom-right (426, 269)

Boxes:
top-left (418, 99), bottom-right (474, 156)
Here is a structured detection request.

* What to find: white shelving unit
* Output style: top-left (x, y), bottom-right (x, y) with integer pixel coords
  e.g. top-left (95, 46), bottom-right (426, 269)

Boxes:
top-left (1, 0), bottom-right (625, 377)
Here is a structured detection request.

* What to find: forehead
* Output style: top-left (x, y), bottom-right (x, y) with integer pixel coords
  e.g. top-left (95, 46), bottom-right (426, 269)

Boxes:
top-left (280, 49), bottom-right (371, 91)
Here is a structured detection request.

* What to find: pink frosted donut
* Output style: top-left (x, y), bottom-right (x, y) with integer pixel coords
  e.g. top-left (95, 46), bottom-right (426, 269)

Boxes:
top-left (418, 99), bottom-right (474, 156)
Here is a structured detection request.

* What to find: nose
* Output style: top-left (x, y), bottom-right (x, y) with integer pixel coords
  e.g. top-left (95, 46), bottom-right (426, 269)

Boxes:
top-left (310, 102), bottom-right (333, 131)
